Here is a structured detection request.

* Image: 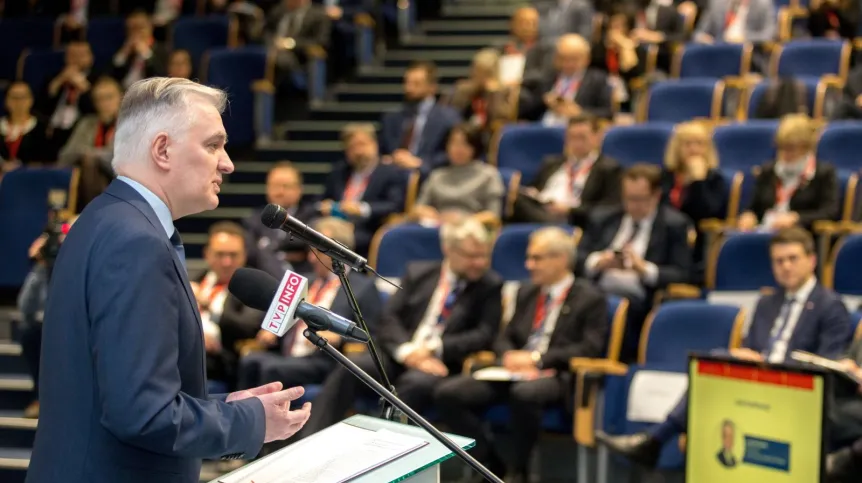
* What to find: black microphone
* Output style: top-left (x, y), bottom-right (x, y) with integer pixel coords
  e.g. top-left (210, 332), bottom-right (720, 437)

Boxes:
top-left (228, 267), bottom-right (370, 343)
top-left (261, 204), bottom-right (368, 271)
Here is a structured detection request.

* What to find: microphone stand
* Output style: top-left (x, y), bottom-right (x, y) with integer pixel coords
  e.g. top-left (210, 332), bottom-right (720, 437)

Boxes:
top-left (304, 329), bottom-right (505, 483)
top-left (330, 259), bottom-right (402, 422)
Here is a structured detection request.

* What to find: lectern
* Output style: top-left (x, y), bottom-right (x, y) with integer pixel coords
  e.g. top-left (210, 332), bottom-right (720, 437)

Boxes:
top-left (209, 415), bottom-right (475, 483)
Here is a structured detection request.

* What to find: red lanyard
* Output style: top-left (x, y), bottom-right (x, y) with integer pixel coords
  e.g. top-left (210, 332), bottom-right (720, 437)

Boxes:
top-left (6, 136), bottom-right (23, 161)
top-left (724, 0), bottom-right (746, 29)
top-left (775, 156), bottom-right (815, 207)
top-left (308, 277), bottom-right (340, 305)
top-left (471, 96), bottom-right (487, 126)
top-left (533, 285), bottom-right (571, 331)
top-left (568, 156), bottom-right (595, 187)
top-left (343, 172), bottom-right (370, 202)
top-left (606, 48), bottom-right (620, 75)
top-left (555, 76), bottom-right (580, 99)
top-left (827, 11), bottom-right (840, 29)
top-left (669, 173), bottom-right (685, 209)
top-left (94, 122), bottom-right (115, 148)
top-left (65, 85), bottom-right (79, 104)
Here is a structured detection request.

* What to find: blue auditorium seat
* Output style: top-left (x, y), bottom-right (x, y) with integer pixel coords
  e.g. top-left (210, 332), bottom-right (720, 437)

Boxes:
top-left (644, 79), bottom-right (722, 122)
top-left (172, 16), bottom-right (233, 73)
top-left (495, 125), bottom-right (565, 184)
top-left (712, 121), bottom-right (778, 173)
top-left (745, 77), bottom-right (822, 119)
top-left (829, 234), bottom-right (862, 296)
top-left (818, 122), bottom-right (862, 173)
top-left (86, 17), bottom-right (127, 70)
top-left (370, 224), bottom-right (442, 278)
top-left (709, 232), bottom-right (776, 291)
top-left (772, 39), bottom-right (849, 79)
top-left (203, 46), bottom-right (268, 147)
top-left (19, 49), bottom-right (66, 96)
top-left (600, 301), bottom-right (743, 471)
top-left (676, 43), bottom-right (751, 79)
top-left (601, 123), bottom-right (675, 167)
top-left (0, 18), bottom-right (55, 81)
top-left (0, 168), bottom-right (75, 287)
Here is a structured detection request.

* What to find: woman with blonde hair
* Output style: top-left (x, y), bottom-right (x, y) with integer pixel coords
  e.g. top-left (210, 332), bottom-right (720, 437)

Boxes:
top-left (660, 121), bottom-right (727, 281)
top-left (446, 48), bottom-right (515, 143)
top-left (737, 113), bottom-right (840, 232)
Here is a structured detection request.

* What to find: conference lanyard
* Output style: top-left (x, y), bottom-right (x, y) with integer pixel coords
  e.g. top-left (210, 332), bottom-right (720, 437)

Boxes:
top-left (555, 76), bottom-right (580, 99)
top-left (774, 156), bottom-right (815, 208)
top-left (526, 285), bottom-right (571, 350)
top-left (568, 156), bottom-right (596, 200)
top-left (765, 298), bottom-right (796, 358)
top-left (724, 0), bottom-right (747, 29)
top-left (342, 172), bottom-right (371, 202)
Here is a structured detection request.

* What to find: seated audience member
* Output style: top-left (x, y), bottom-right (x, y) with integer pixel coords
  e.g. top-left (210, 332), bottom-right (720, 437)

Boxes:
top-left (447, 49), bottom-right (516, 144)
top-left (826, 334), bottom-right (862, 481)
top-left (411, 124), bottom-right (504, 227)
top-left (54, 0), bottom-right (116, 40)
top-left (265, 0), bottom-right (331, 115)
top-left (737, 114), bottom-right (840, 233)
top-left (631, 0), bottom-right (686, 71)
top-left (590, 5), bottom-right (646, 112)
top-left (833, 65), bottom-right (862, 120)
top-left (577, 163), bottom-right (692, 357)
top-left (533, 0), bottom-right (594, 41)
top-left (300, 217), bottom-right (503, 436)
top-left (189, 222), bottom-right (265, 390)
top-left (808, 0), bottom-right (859, 39)
top-left (494, 6), bottom-right (547, 85)
top-left (0, 82), bottom-right (49, 171)
top-left (660, 121), bottom-right (727, 278)
top-left (435, 227), bottom-right (607, 483)
top-left (693, 0), bottom-right (776, 45)
top-left (58, 77), bottom-right (123, 210)
top-left (319, 123), bottom-right (406, 256)
top-left (597, 227), bottom-right (852, 467)
top-left (41, 41), bottom-right (96, 152)
top-left (379, 61), bottom-right (461, 176)
top-left (244, 162), bottom-right (316, 278)
top-left (237, 217), bottom-right (381, 390)
top-left (111, 11), bottom-right (169, 89)
top-left (167, 49), bottom-right (193, 79)
top-left (519, 34), bottom-right (614, 125)
top-left (512, 115), bottom-right (621, 227)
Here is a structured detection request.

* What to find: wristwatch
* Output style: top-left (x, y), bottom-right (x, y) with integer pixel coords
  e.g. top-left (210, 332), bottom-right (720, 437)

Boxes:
top-left (531, 350), bottom-right (543, 369)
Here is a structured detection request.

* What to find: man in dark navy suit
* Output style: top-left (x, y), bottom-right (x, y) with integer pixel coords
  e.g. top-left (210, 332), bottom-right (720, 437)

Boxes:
top-left (319, 122), bottom-right (406, 256)
top-left (596, 226), bottom-right (853, 468)
top-left (379, 60), bottom-right (461, 176)
top-left (244, 161), bottom-right (316, 277)
top-left (237, 217), bottom-right (382, 390)
top-left (26, 78), bottom-right (312, 483)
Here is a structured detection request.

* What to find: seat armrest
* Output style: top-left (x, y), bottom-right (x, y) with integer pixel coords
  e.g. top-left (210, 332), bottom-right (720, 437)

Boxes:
top-left (699, 218), bottom-right (731, 234)
top-left (236, 339), bottom-right (265, 357)
top-left (665, 283), bottom-right (702, 300)
top-left (304, 44), bottom-right (327, 59)
top-left (569, 357), bottom-right (628, 376)
top-left (343, 342), bottom-right (367, 355)
top-left (571, 357), bottom-right (628, 446)
top-left (354, 12), bottom-right (375, 27)
top-left (462, 351), bottom-right (497, 375)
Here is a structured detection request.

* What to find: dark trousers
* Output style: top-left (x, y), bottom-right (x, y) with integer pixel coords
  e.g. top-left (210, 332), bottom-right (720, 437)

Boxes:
top-left (238, 351), bottom-right (335, 390)
top-left (511, 195), bottom-right (560, 224)
top-left (831, 397), bottom-right (862, 447)
top-left (434, 375), bottom-right (566, 475)
top-left (300, 352), bottom-right (448, 437)
top-left (20, 323), bottom-right (42, 400)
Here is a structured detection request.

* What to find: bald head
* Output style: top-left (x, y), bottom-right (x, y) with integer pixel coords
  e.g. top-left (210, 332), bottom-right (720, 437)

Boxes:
top-left (555, 34), bottom-right (590, 76)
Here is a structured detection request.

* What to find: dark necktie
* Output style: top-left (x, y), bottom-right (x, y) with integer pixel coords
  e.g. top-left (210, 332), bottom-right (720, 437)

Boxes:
top-left (437, 280), bottom-right (464, 326)
top-left (625, 221), bottom-right (642, 245)
top-left (171, 229), bottom-right (186, 269)
top-left (765, 297), bottom-right (796, 357)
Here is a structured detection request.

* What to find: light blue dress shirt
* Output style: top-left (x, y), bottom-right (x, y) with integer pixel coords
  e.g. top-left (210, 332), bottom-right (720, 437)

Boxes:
top-left (117, 176), bottom-right (175, 238)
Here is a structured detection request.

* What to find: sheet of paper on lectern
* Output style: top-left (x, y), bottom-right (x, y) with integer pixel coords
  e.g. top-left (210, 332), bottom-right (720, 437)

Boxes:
top-left (219, 424), bottom-right (428, 483)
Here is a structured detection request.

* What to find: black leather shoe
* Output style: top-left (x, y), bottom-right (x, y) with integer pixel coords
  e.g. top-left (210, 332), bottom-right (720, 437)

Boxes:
top-left (595, 431), bottom-right (662, 468)
top-left (826, 447), bottom-right (862, 482)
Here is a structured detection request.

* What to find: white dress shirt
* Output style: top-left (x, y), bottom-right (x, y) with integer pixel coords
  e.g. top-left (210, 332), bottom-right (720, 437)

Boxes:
top-left (538, 152), bottom-right (598, 207)
top-left (197, 271), bottom-right (229, 341)
top-left (766, 276), bottom-right (817, 364)
top-left (394, 265), bottom-right (458, 363)
top-left (724, 2), bottom-right (749, 41)
top-left (585, 212), bottom-right (660, 300)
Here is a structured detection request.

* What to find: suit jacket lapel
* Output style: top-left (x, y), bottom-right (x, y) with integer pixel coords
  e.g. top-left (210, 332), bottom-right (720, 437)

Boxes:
top-left (535, 155), bottom-right (567, 189)
top-left (787, 285), bottom-right (819, 350)
top-left (645, 210), bottom-right (665, 262)
top-left (547, 287), bottom-right (576, 349)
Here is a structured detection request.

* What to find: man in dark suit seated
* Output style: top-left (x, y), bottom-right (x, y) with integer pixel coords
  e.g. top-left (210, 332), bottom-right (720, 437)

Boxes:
top-left (111, 11), bottom-right (169, 90)
top-left (189, 222), bottom-right (265, 391)
top-left (379, 60), bottom-right (461, 176)
top-left (237, 217), bottom-right (381, 390)
top-left (435, 227), bottom-right (607, 483)
top-left (518, 34), bottom-right (614, 124)
top-left (243, 162), bottom-right (316, 277)
top-left (319, 122), bottom-right (406, 256)
top-left (596, 227), bottom-right (853, 468)
top-left (300, 217), bottom-right (503, 436)
top-left (824, 331), bottom-right (862, 481)
top-left (577, 163), bottom-right (692, 357)
top-left (511, 114), bottom-right (621, 226)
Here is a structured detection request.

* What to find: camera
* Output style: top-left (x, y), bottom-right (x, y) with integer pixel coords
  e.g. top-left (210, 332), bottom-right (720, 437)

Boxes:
top-left (40, 190), bottom-right (71, 270)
